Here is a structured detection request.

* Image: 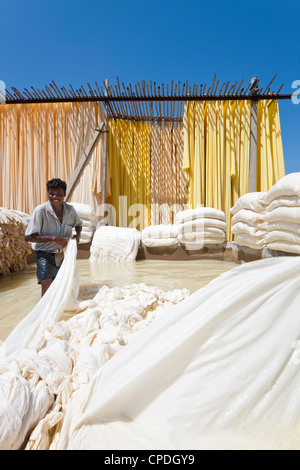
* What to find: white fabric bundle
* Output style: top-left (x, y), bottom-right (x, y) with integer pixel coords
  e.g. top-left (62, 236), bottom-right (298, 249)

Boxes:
top-left (0, 263), bottom-right (189, 449)
top-left (230, 194), bottom-right (266, 250)
top-left (141, 224), bottom-right (179, 249)
top-left (175, 208), bottom-right (226, 249)
top-left (0, 208), bottom-right (32, 274)
top-left (90, 226), bottom-right (141, 263)
top-left (263, 172), bottom-right (300, 206)
top-left (0, 239), bottom-right (79, 450)
top-left (57, 256), bottom-right (300, 450)
top-left (230, 192), bottom-right (267, 214)
top-left (263, 174), bottom-right (300, 254)
top-left (69, 202), bottom-right (97, 244)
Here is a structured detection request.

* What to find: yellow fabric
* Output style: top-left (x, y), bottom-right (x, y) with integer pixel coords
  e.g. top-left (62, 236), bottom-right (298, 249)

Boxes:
top-left (0, 102), bottom-right (106, 215)
top-left (256, 100), bottom-right (285, 192)
top-left (150, 123), bottom-right (187, 225)
top-left (107, 119), bottom-right (151, 230)
top-left (183, 99), bottom-right (285, 239)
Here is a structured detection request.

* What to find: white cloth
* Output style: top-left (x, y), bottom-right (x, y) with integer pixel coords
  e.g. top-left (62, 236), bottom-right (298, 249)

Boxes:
top-left (263, 172), bottom-right (300, 205)
top-left (230, 192), bottom-right (266, 214)
top-left (57, 256), bottom-right (300, 450)
top-left (90, 226), bottom-right (141, 263)
top-left (175, 208), bottom-right (225, 225)
top-left (142, 238), bottom-right (179, 248)
top-left (141, 224), bottom-right (179, 239)
top-left (0, 239), bottom-right (79, 363)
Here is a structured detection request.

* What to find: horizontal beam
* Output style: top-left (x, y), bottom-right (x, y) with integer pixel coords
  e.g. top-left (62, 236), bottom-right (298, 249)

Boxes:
top-left (0, 93), bottom-right (292, 106)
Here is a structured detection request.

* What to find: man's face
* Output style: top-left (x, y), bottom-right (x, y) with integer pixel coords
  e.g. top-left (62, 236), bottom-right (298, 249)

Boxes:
top-left (48, 188), bottom-right (65, 206)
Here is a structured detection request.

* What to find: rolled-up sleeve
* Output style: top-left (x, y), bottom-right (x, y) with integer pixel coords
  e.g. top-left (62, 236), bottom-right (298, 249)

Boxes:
top-left (72, 208), bottom-right (83, 227)
top-left (25, 207), bottom-right (42, 237)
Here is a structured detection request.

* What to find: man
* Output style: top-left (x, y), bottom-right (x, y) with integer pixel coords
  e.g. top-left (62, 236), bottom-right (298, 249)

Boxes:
top-left (25, 178), bottom-right (82, 296)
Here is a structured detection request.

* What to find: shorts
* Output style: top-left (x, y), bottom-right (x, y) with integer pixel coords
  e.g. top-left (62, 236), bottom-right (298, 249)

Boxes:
top-left (35, 251), bottom-right (61, 284)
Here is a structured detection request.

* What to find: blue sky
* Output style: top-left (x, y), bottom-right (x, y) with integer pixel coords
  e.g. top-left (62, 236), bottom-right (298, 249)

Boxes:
top-left (1, 0), bottom-right (299, 174)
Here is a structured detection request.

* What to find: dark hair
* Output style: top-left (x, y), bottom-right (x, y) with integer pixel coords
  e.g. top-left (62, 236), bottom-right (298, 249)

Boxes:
top-left (46, 178), bottom-right (67, 195)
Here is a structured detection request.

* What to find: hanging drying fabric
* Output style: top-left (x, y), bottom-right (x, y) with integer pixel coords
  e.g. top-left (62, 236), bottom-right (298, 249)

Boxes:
top-left (0, 102), bottom-right (106, 215)
top-left (182, 99), bottom-right (285, 239)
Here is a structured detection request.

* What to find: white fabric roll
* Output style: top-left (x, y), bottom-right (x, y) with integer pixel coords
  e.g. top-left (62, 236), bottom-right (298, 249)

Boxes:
top-left (142, 224), bottom-right (179, 239)
top-left (263, 173), bottom-right (300, 205)
top-left (90, 226), bottom-right (140, 263)
top-left (264, 206), bottom-right (300, 224)
top-left (266, 196), bottom-right (300, 212)
top-left (178, 218), bottom-right (227, 234)
top-left (175, 208), bottom-right (225, 225)
top-left (231, 209), bottom-right (265, 227)
top-left (265, 230), bottom-right (300, 245)
top-left (266, 242), bottom-right (300, 255)
top-left (234, 233), bottom-right (265, 249)
top-left (265, 221), bottom-right (300, 234)
top-left (230, 192), bottom-right (266, 214)
top-left (231, 222), bottom-right (265, 237)
top-left (142, 237), bottom-right (178, 248)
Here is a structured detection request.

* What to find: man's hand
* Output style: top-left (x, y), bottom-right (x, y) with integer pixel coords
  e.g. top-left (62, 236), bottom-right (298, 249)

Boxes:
top-left (72, 234), bottom-right (80, 244)
top-left (54, 236), bottom-right (68, 248)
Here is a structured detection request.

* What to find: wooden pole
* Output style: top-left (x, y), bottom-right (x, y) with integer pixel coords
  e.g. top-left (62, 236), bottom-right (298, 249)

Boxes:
top-left (249, 101), bottom-right (258, 192)
top-left (101, 79), bottom-right (109, 223)
top-left (65, 122), bottom-right (105, 201)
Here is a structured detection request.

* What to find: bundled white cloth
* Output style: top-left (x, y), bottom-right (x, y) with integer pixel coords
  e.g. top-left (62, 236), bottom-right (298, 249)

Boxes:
top-left (69, 202), bottom-right (97, 244)
top-left (90, 226), bottom-right (141, 263)
top-left (230, 193), bottom-right (266, 250)
top-left (0, 239), bottom-right (79, 450)
top-left (0, 264), bottom-right (189, 450)
top-left (263, 172), bottom-right (300, 206)
top-left (141, 224), bottom-right (179, 249)
top-left (175, 208), bottom-right (227, 249)
top-left (57, 255), bottom-right (300, 450)
top-left (263, 173), bottom-right (300, 254)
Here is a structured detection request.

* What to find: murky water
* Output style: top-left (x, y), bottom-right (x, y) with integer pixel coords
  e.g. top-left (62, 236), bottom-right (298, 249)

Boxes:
top-left (0, 258), bottom-right (238, 342)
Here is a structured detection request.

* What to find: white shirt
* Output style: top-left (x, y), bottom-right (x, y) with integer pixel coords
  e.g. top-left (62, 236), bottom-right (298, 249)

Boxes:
top-left (25, 200), bottom-right (82, 252)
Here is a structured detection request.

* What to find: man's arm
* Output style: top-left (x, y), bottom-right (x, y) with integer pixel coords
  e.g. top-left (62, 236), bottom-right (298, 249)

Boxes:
top-left (25, 233), bottom-right (68, 248)
top-left (72, 225), bottom-right (82, 244)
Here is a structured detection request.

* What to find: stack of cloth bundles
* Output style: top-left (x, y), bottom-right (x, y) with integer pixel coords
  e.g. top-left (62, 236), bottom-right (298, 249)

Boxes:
top-left (69, 202), bottom-right (97, 244)
top-left (141, 224), bottom-right (179, 249)
top-left (90, 226), bottom-right (141, 263)
top-left (175, 207), bottom-right (227, 250)
top-left (263, 173), bottom-right (300, 254)
top-left (230, 192), bottom-right (267, 250)
top-left (0, 208), bottom-right (32, 274)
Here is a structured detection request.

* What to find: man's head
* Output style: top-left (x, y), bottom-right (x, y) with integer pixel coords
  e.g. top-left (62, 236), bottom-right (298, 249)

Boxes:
top-left (46, 179), bottom-right (67, 206)
top-left (46, 178), bottom-right (67, 195)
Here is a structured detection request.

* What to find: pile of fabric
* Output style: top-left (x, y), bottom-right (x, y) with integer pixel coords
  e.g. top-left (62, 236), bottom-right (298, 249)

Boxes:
top-left (141, 224), bottom-right (179, 249)
top-left (175, 208), bottom-right (227, 250)
top-left (69, 203), bottom-right (97, 245)
top-left (0, 241), bottom-right (189, 450)
top-left (0, 208), bottom-right (32, 275)
top-left (230, 193), bottom-right (266, 250)
top-left (263, 173), bottom-right (300, 254)
top-left (90, 226), bottom-right (141, 263)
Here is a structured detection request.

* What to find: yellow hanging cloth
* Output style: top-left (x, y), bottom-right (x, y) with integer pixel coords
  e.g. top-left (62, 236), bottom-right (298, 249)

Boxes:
top-left (182, 99), bottom-right (285, 239)
top-left (107, 119), bottom-right (151, 230)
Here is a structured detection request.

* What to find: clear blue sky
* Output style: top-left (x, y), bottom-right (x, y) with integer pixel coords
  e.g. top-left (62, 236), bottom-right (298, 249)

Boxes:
top-left (1, 0), bottom-right (299, 174)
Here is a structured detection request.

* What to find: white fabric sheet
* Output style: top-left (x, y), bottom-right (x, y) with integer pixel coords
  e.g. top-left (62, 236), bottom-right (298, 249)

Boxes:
top-left (90, 226), bottom-right (140, 263)
top-left (57, 255), bottom-right (300, 450)
top-left (0, 240), bottom-right (79, 363)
